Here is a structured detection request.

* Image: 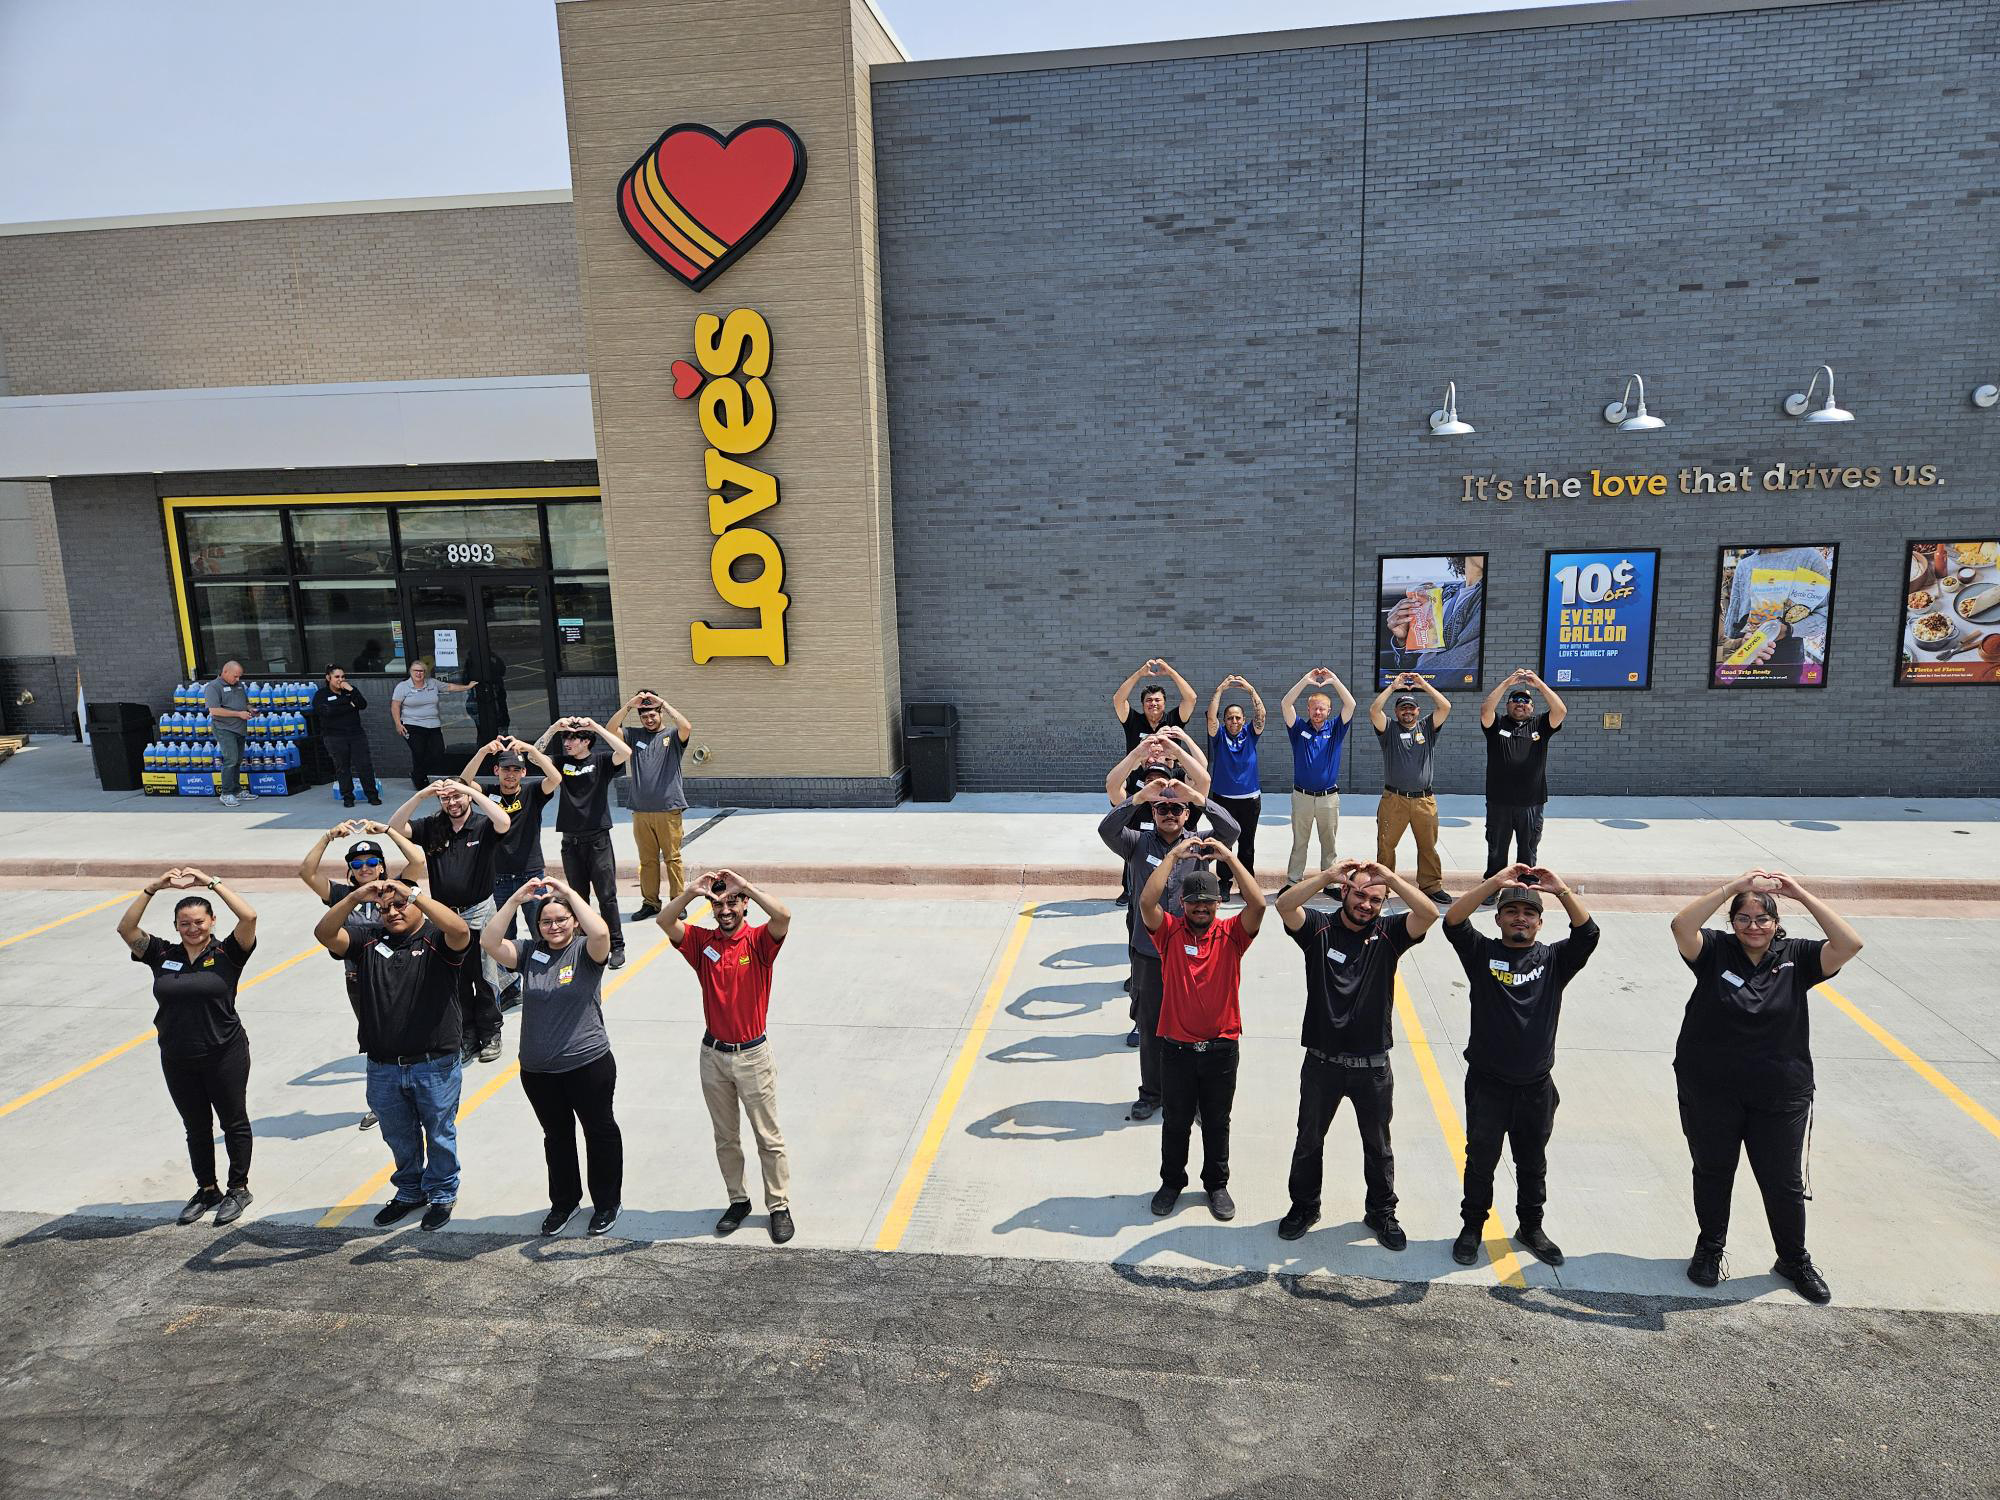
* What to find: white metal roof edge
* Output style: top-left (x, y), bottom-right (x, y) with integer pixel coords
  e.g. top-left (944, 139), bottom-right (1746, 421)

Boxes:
top-left (0, 189), bottom-right (574, 238)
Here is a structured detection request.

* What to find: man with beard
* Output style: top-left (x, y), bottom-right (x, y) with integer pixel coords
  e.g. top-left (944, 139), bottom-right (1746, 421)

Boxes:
top-left (1111, 661), bottom-right (1198, 906)
top-left (1279, 668), bottom-right (1357, 889)
top-left (462, 735), bottom-right (562, 948)
top-left (1477, 669), bottom-right (1567, 888)
top-left (389, 777), bottom-right (512, 1064)
top-left (1370, 672), bottom-right (1453, 905)
top-left (1138, 835), bottom-right (1264, 1221)
top-left (1441, 864), bottom-right (1598, 1267)
top-left (1273, 859), bottom-right (1439, 1249)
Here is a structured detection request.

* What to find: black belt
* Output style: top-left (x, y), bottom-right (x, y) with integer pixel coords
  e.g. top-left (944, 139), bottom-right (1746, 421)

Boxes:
top-left (1308, 1048), bottom-right (1390, 1067)
top-left (702, 1033), bottom-right (766, 1054)
top-left (1293, 785), bottom-right (1339, 796)
top-left (1383, 786), bottom-right (1432, 798)
top-left (1161, 1037), bottom-right (1238, 1054)
top-left (367, 1046), bottom-right (455, 1066)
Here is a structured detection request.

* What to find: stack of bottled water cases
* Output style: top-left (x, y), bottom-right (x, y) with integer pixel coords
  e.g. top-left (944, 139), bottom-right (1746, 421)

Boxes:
top-left (147, 680), bottom-right (317, 796)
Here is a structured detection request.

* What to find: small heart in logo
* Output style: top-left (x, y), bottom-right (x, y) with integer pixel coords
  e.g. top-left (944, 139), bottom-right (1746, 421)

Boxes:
top-left (671, 360), bottom-right (703, 399)
top-left (618, 120), bottom-right (807, 292)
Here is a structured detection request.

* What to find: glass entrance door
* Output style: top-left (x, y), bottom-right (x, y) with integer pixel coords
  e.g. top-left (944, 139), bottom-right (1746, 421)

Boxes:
top-left (404, 576), bottom-right (555, 755)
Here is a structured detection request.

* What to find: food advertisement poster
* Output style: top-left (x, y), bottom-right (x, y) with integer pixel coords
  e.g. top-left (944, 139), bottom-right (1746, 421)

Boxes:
top-left (1539, 549), bottom-right (1659, 689)
top-left (1376, 553), bottom-right (1487, 689)
top-left (1710, 544), bottom-right (1838, 688)
top-left (1901, 540), bottom-right (2000, 684)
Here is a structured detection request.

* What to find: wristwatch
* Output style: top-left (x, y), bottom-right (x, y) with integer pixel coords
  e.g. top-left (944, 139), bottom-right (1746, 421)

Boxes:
top-left (206, 877), bottom-right (220, 890)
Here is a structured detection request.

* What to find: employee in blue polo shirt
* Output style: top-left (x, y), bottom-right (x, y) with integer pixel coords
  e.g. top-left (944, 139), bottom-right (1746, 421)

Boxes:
top-left (1205, 674), bottom-right (1266, 904)
top-left (1279, 668), bottom-right (1356, 889)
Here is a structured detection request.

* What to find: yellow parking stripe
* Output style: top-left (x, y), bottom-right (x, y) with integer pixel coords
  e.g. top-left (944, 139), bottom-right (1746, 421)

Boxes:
top-left (0, 891), bottom-right (139, 950)
top-left (1817, 981), bottom-right (2000, 1144)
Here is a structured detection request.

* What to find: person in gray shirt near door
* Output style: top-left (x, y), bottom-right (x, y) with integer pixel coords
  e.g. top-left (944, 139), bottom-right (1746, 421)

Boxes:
top-left (391, 659), bottom-right (476, 790)
top-left (608, 689), bottom-right (692, 921)
top-left (1370, 672), bottom-right (1454, 904)
top-left (203, 662), bottom-right (254, 808)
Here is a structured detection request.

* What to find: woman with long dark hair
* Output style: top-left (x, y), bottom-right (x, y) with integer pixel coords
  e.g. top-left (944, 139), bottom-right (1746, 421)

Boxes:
top-left (312, 664), bottom-right (381, 807)
top-left (1669, 870), bottom-right (1864, 1302)
top-left (116, 868), bottom-right (260, 1227)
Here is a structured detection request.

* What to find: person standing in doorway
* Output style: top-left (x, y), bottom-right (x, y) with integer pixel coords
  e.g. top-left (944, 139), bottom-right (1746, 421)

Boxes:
top-left (389, 778), bottom-right (513, 1064)
top-left (1370, 672), bottom-right (1454, 905)
top-left (1280, 668), bottom-right (1356, 889)
top-left (608, 689), bottom-right (692, 921)
top-left (540, 716), bottom-right (632, 968)
top-left (313, 665), bottom-right (381, 808)
top-left (391, 660), bottom-right (476, 790)
top-left (1478, 669), bottom-right (1567, 888)
top-left (1205, 675), bottom-right (1266, 904)
top-left (203, 661), bottom-right (254, 809)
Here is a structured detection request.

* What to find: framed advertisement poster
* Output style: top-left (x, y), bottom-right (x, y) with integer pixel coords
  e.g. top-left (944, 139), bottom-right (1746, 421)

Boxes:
top-left (1375, 552), bottom-right (1487, 689)
top-left (1899, 539), bottom-right (2000, 684)
top-left (1539, 549), bottom-right (1660, 690)
top-left (1710, 544), bottom-right (1839, 688)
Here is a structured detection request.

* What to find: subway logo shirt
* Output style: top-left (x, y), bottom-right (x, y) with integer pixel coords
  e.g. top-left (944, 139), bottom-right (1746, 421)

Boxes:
top-left (1443, 917), bottom-right (1600, 1083)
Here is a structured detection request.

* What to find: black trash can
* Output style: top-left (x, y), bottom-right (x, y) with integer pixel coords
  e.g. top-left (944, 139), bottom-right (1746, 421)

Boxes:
top-left (87, 700), bottom-right (155, 792)
top-left (903, 703), bottom-right (960, 803)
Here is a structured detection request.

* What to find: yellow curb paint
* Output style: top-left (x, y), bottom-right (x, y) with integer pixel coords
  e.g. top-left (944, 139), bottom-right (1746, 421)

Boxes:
top-left (1393, 974), bottom-right (1528, 1289)
top-left (873, 902), bottom-right (1039, 1252)
top-left (0, 891), bottom-right (139, 950)
top-left (1816, 981), bottom-right (2000, 1144)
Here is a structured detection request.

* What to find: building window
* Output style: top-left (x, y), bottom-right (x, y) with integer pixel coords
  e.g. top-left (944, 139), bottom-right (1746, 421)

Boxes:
top-left (300, 579), bottom-right (405, 675)
top-left (554, 575), bottom-right (615, 674)
top-left (292, 507), bottom-right (394, 575)
top-left (548, 501), bottom-right (608, 571)
top-left (398, 503), bottom-right (545, 570)
top-left (191, 581), bottom-right (299, 674)
top-left (185, 509), bottom-right (288, 576)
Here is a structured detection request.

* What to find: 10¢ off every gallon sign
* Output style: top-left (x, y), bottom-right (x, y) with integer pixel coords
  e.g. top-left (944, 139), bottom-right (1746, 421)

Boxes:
top-left (1539, 550), bottom-right (1660, 689)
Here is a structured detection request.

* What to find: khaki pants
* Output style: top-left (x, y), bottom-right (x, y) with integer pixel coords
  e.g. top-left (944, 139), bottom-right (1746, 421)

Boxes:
top-left (632, 809), bottom-right (685, 905)
top-left (1287, 790), bottom-right (1340, 882)
top-left (1376, 791), bottom-right (1443, 892)
top-left (700, 1041), bottom-right (790, 1210)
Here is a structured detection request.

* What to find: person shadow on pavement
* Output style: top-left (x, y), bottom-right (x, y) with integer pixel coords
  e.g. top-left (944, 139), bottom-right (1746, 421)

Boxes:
top-left (966, 1100), bottom-right (1136, 1143)
top-left (1006, 981), bottom-right (1122, 1022)
top-left (246, 1108), bottom-right (371, 1139)
top-left (987, 1034), bottom-right (1132, 1064)
top-left (992, 1193), bottom-right (1165, 1239)
top-left (1040, 942), bottom-right (1130, 970)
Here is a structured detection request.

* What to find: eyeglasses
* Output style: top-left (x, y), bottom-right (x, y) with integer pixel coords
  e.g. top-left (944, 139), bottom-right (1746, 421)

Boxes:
top-left (1731, 913), bottom-right (1777, 928)
top-left (378, 898), bottom-right (411, 912)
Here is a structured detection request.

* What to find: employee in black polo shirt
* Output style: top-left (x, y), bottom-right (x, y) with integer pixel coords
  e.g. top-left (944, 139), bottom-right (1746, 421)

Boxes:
top-left (538, 715), bottom-right (633, 968)
top-left (314, 877), bottom-right (474, 1231)
top-left (116, 867), bottom-right (260, 1228)
top-left (1441, 863), bottom-right (1599, 1267)
top-left (1669, 871), bottom-right (1864, 1303)
top-left (463, 735), bottom-right (561, 948)
top-left (1272, 858), bottom-right (1439, 1249)
top-left (1478, 669), bottom-right (1567, 886)
top-left (390, 777), bottom-right (513, 1063)
top-left (1369, 672), bottom-right (1453, 904)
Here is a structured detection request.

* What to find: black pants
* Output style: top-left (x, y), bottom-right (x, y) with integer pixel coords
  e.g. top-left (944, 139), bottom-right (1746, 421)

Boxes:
top-left (1678, 1084), bottom-right (1812, 1262)
top-left (1483, 801), bottom-right (1546, 877)
top-left (325, 733), bottom-right (378, 803)
top-left (1461, 1069), bottom-right (1559, 1227)
top-left (454, 902), bottom-right (504, 1048)
top-left (405, 725), bottom-right (445, 788)
top-left (160, 1031), bottom-right (252, 1191)
top-left (1287, 1054), bottom-right (1396, 1216)
top-left (561, 830), bottom-right (625, 954)
top-left (1211, 794), bottom-right (1260, 899)
top-left (1160, 1039), bottom-right (1238, 1191)
top-left (519, 1051), bottom-right (623, 1210)
top-left (1129, 950), bottom-right (1163, 1106)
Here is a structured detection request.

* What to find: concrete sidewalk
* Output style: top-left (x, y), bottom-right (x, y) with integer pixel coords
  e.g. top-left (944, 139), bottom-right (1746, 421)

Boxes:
top-left (1, 739), bottom-right (1992, 896)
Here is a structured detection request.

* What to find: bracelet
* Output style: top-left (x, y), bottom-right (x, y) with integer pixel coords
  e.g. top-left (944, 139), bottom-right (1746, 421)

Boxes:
top-left (206, 878), bottom-right (220, 890)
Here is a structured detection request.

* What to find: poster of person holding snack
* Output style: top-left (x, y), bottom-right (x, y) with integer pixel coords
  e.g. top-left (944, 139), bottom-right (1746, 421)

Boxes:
top-left (1377, 553), bottom-right (1487, 689)
top-left (1711, 544), bottom-right (1838, 688)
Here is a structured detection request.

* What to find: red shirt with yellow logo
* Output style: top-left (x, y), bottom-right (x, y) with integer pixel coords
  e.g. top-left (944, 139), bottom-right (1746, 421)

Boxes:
top-left (1152, 911), bottom-right (1255, 1043)
top-left (677, 921), bottom-right (785, 1042)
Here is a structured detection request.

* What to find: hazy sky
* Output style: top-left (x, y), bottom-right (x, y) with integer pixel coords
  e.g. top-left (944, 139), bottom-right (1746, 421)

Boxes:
top-left (0, 0), bottom-right (1584, 223)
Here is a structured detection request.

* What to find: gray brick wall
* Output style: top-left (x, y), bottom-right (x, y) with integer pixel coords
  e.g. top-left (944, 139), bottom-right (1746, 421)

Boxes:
top-left (874, 0), bottom-right (2000, 796)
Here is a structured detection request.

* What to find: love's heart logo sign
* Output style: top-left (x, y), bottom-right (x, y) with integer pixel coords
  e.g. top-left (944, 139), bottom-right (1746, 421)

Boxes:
top-left (617, 120), bottom-right (807, 291)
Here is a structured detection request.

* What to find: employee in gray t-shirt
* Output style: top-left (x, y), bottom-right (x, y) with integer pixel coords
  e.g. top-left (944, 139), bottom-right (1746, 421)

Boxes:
top-left (203, 661), bottom-right (255, 807)
top-left (1369, 672), bottom-right (1454, 903)
top-left (607, 689), bottom-right (693, 921)
top-left (391, 659), bottom-right (476, 790)
top-left (484, 874), bottom-right (623, 1237)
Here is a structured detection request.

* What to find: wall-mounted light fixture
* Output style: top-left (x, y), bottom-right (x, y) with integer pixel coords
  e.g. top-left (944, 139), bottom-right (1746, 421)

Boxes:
top-left (1974, 383), bottom-right (1998, 409)
top-left (1784, 364), bottom-right (1854, 423)
top-left (1602, 374), bottom-right (1664, 431)
top-left (1428, 382), bottom-right (1474, 436)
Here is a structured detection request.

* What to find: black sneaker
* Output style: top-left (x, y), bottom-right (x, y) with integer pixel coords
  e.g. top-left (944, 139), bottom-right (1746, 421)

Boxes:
top-left (1124, 1027), bottom-right (1140, 1048)
top-left (177, 1186), bottom-right (223, 1225)
top-left (1478, 892), bottom-right (1498, 908)
top-left (541, 1203), bottom-right (580, 1236)
top-left (366, 795), bottom-right (383, 806)
top-left (1451, 1224), bottom-right (1481, 1265)
top-left (768, 1207), bottom-right (796, 1244)
top-left (1364, 1211), bottom-right (1408, 1251)
top-left (1207, 1186), bottom-right (1236, 1221)
top-left (588, 1205), bottom-right (621, 1237)
top-left (358, 1111), bottom-right (378, 1131)
top-left (1687, 1244), bottom-right (1725, 1288)
top-left (628, 904), bottom-right (660, 922)
top-left (1277, 1205), bottom-right (1319, 1241)
top-left (715, 1199), bottom-right (753, 1236)
top-left (1114, 890), bottom-right (1130, 908)
top-left (420, 1202), bottom-right (454, 1232)
top-left (1515, 1223), bottom-right (1564, 1266)
top-left (1422, 890), bottom-right (1453, 908)
top-left (477, 1033), bottom-right (502, 1064)
top-left (1773, 1254), bottom-right (1831, 1304)
top-left (1149, 1184), bottom-right (1181, 1217)
top-left (341, 798), bottom-right (357, 809)
top-left (1126, 1098), bottom-right (1158, 1121)
top-left (372, 1197), bottom-right (425, 1228)
top-left (607, 949), bottom-right (627, 970)
top-left (213, 1188), bottom-right (252, 1227)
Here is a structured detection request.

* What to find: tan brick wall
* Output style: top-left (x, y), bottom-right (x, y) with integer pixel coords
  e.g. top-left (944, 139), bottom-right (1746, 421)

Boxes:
top-left (0, 203), bottom-right (584, 396)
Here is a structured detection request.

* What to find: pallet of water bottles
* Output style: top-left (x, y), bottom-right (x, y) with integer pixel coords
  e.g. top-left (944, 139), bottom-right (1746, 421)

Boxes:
top-left (143, 678), bottom-right (320, 797)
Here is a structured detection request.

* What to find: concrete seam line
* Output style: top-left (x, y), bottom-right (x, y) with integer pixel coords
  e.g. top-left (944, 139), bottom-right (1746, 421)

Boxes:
top-left (1814, 982), bottom-right (2000, 1145)
top-left (0, 890), bottom-right (138, 948)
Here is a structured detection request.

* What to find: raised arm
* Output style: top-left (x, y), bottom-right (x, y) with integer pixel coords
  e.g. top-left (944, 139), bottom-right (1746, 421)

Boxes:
top-left (717, 868), bottom-right (790, 941)
top-left (519, 738), bottom-right (562, 796)
top-left (1208, 840), bottom-right (1264, 935)
top-left (481, 879), bottom-right (537, 971)
top-left (1112, 662), bottom-right (1149, 724)
top-left (116, 875), bottom-right (170, 957)
top-left (606, 692), bottom-right (644, 733)
top-left (588, 718), bottom-right (633, 767)
top-left (370, 820), bottom-right (428, 881)
top-left (1772, 874), bottom-right (1864, 976)
top-left (1281, 670), bottom-right (1316, 728)
top-left (550, 875), bottom-right (613, 961)
top-left (1361, 859), bottom-right (1440, 936)
top-left (455, 778), bottom-right (512, 835)
top-left (1525, 670), bottom-right (1567, 729)
top-left (1155, 658), bottom-right (1198, 722)
top-left (1207, 678), bottom-right (1226, 736)
top-left (1105, 742), bottom-right (1150, 805)
top-left (386, 783), bottom-right (437, 840)
top-left (409, 887), bottom-right (472, 950)
top-left (1446, 861), bottom-right (1532, 927)
top-left (1528, 867), bottom-right (1590, 928)
top-left (312, 882), bottom-right (375, 957)
top-left (1274, 859), bottom-right (1348, 932)
top-left (1139, 836), bottom-right (1198, 932)
top-left (1479, 675), bottom-right (1512, 730)
top-left (656, 879), bottom-right (707, 948)
top-left (1244, 678), bottom-right (1268, 733)
top-left (461, 738), bottom-right (501, 784)
top-left (660, 696), bottom-right (692, 742)
top-left (298, 825), bottom-right (352, 902)
top-left (1157, 723), bottom-right (1208, 773)
top-left (1671, 872), bottom-right (1759, 962)
top-left (1368, 677), bottom-right (1399, 733)
top-left (1325, 672), bottom-right (1356, 723)
top-left (1415, 672), bottom-right (1452, 729)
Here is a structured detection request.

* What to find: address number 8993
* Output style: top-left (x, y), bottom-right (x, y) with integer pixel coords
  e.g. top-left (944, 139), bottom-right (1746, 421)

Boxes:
top-left (446, 543), bottom-right (496, 564)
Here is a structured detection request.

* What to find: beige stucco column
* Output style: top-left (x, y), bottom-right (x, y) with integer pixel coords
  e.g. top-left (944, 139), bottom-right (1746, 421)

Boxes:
top-left (556, 0), bottom-right (905, 800)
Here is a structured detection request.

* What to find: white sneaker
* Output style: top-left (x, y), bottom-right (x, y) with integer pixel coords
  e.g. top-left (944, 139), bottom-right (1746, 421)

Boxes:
top-left (239, 789), bottom-right (258, 800)
top-left (218, 794), bottom-right (239, 807)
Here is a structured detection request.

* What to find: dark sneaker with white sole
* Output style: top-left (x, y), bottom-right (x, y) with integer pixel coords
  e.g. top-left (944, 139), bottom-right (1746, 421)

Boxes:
top-left (588, 1205), bottom-right (621, 1237)
top-left (373, 1197), bottom-right (425, 1228)
top-left (358, 1111), bottom-right (378, 1131)
top-left (177, 1187), bottom-right (223, 1225)
top-left (541, 1203), bottom-right (580, 1236)
top-left (1773, 1255), bottom-right (1831, 1304)
top-left (213, 1188), bottom-right (252, 1227)
top-left (715, 1199), bottom-right (752, 1236)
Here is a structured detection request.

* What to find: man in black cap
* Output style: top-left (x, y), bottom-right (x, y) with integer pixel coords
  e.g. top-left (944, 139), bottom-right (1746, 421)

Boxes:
top-left (1478, 668), bottom-right (1567, 890)
top-left (462, 735), bottom-right (561, 950)
top-left (389, 776), bottom-right (513, 1063)
top-left (1369, 673), bottom-right (1453, 904)
top-left (538, 715), bottom-right (632, 968)
top-left (1441, 863), bottom-right (1598, 1267)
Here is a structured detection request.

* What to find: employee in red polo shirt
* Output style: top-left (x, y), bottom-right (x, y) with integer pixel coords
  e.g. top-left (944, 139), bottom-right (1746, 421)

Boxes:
top-left (1137, 834), bottom-right (1265, 1222)
top-left (658, 867), bottom-right (796, 1244)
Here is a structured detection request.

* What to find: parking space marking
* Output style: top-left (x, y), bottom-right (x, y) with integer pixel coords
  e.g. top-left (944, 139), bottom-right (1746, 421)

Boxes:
top-left (0, 892), bottom-right (138, 951)
top-left (1817, 981), bottom-right (2000, 1145)
top-left (1393, 975), bottom-right (1528, 1289)
top-left (873, 902), bottom-right (1038, 1252)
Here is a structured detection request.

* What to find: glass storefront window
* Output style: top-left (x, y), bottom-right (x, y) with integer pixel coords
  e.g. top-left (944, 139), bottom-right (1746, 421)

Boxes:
top-left (184, 510), bottom-right (288, 576)
top-left (300, 580), bottom-right (406, 676)
top-left (397, 503), bottom-right (545, 570)
top-left (192, 581), bottom-right (298, 674)
top-left (292, 508), bottom-right (394, 575)
top-left (554, 575), bottom-right (616, 674)
top-left (547, 502), bottom-right (607, 571)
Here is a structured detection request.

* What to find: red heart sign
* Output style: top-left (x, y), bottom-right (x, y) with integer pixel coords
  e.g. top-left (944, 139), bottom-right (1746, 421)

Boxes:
top-left (671, 359), bottom-right (703, 399)
top-left (618, 120), bottom-right (807, 292)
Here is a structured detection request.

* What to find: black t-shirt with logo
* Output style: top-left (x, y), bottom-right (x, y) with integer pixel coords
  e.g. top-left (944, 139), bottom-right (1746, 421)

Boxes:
top-left (1675, 929), bottom-right (1828, 1095)
top-left (1483, 712), bottom-right (1561, 805)
top-left (555, 749), bottom-right (619, 834)
top-left (132, 933), bottom-right (255, 1059)
top-left (1444, 916), bottom-right (1600, 1083)
top-left (486, 781), bottom-right (552, 875)
top-left (337, 921), bottom-right (468, 1058)
top-left (1286, 909), bottom-right (1422, 1055)
top-left (1122, 706), bottom-right (1188, 794)
top-left (409, 809), bottom-right (500, 908)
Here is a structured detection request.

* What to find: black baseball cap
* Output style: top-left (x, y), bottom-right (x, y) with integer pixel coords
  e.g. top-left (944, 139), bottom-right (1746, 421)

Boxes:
top-left (493, 751), bottom-right (526, 767)
top-left (344, 839), bottom-right (385, 863)
top-left (1181, 869), bottom-right (1222, 903)
top-left (1395, 694), bottom-right (1418, 708)
top-left (1507, 688), bottom-right (1534, 702)
top-left (1496, 885), bottom-right (1544, 912)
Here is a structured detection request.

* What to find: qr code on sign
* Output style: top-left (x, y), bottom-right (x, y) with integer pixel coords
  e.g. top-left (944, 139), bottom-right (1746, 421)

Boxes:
top-left (1555, 670), bottom-right (1572, 683)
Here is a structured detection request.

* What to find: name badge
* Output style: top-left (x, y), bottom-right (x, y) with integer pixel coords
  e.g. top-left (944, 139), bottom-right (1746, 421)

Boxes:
top-left (1489, 959), bottom-right (1514, 974)
top-left (1497, 730), bottom-right (1511, 738)
top-left (1139, 821), bottom-right (1154, 832)
top-left (703, 945), bottom-right (722, 961)
top-left (531, 950), bottom-right (552, 964)
top-left (1399, 733), bottom-right (1412, 743)
top-left (1721, 969), bottom-right (1744, 987)
top-left (1325, 947), bottom-right (1349, 965)
top-left (161, 959), bottom-right (183, 972)
top-left (1145, 855), bottom-right (1161, 866)
top-left (374, 941), bottom-right (395, 958)
top-left (465, 839), bottom-right (480, 846)
top-left (1184, 944), bottom-right (1200, 957)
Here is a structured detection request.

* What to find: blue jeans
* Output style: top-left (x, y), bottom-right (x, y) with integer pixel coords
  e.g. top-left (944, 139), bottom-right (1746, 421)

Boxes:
top-left (216, 730), bottom-right (244, 796)
top-left (366, 1054), bottom-right (463, 1204)
top-left (493, 869), bottom-right (544, 943)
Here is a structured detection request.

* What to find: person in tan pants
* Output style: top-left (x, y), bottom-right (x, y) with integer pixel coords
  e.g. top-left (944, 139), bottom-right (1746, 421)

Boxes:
top-left (659, 868), bottom-right (796, 1244)
top-left (607, 691), bottom-right (691, 920)
top-left (1369, 672), bottom-right (1454, 903)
